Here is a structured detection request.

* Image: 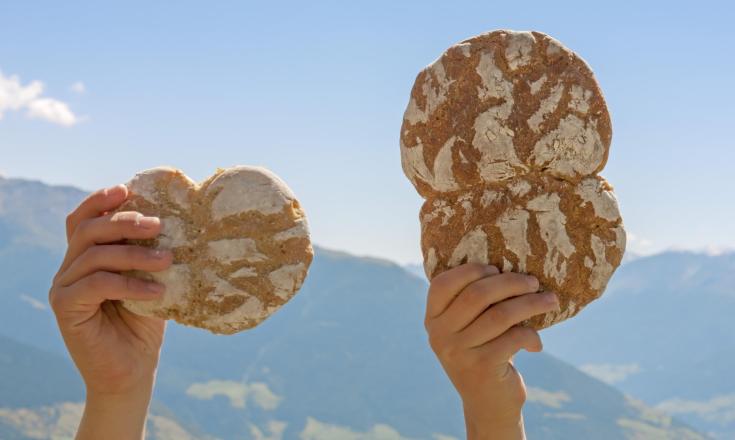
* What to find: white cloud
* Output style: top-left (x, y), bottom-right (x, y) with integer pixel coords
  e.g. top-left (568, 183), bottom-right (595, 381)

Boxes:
top-left (656, 394), bottom-right (735, 424)
top-left (580, 363), bottom-right (642, 385)
top-left (703, 245), bottom-right (735, 256)
top-left (185, 380), bottom-right (281, 410)
top-left (526, 387), bottom-right (571, 409)
top-left (626, 232), bottom-right (656, 255)
top-left (299, 418), bottom-right (415, 440)
top-left (250, 420), bottom-right (287, 440)
top-left (19, 294), bottom-right (48, 311)
top-left (27, 98), bottom-right (78, 126)
top-left (70, 81), bottom-right (86, 94)
top-left (147, 414), bottom-right (201, 440)
top-left (0, 70), bottom-right (79, 126)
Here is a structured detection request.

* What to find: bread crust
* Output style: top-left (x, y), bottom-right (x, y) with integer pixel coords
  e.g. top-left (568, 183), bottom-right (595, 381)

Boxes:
top-left (116, 166), bottom-right (313, 334)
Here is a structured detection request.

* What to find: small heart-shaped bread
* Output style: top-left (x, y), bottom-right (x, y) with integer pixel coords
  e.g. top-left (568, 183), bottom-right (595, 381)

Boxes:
top-left (401, 30), bottom-right (625, 329)
top-left (115, 166), bottom-right (313, 334)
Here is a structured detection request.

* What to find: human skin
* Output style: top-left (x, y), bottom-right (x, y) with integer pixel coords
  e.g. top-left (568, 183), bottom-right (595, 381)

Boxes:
top-left (48, 184), bottom-right (173, 440)
top-left (424, 263), bottom-right (559, 440)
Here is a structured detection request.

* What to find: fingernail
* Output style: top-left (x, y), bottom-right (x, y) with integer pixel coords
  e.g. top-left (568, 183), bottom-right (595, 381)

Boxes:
top-left (527, 275), bottom-right (540, 291)
top-left (105, 184), bottom-right (126, 197)
top-left (139, 216), bottom-right (160, 229)
top-left (542, 291), bottom-right (558, 305)
top-left (150, 249), bottom-right (171, 259)
top-left (147, 282), bottom-right (165, 294)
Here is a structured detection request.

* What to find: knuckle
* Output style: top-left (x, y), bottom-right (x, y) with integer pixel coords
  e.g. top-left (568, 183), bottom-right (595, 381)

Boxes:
top-left (72, 218), bottom-right (93, 241)
top-left (486, 272), bottom-right (511, 289)
top-left (48, 288), bottom-right (62, 312)
top-left (429, 273), bottom-right (450, 293)
top-left (86, 271), bottom-right (113, 290)
top-left (474, 262), bottom-right (497, 275)
top-left (487, 305), bottom-right (510, 328)
top-left (124, 274), bottom-right (146, 292)
top-left (427, 331), bottom-right (446, 354)
top-left (52, 270), bottom-right (62, 285)
top-left (65, 212), bottom-right (76, 231)
top-left (463, 283), bottom-right (485, 305)
top-left (467, 262), bottom-right (498, 278)
top-left (510, 326), bottom-right (534, 344)
top-left (454, 286), bottom-right (480, 311)
top-left (81, 245), bottom-right (103, 261)
top-left (437, 341), bottom-right (459, 361)
top-left (124, 245), bottom-right (142, 260)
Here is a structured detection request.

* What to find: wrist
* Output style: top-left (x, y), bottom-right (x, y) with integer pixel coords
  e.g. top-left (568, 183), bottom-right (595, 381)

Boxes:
top-left (463, 403), bottom-right (525, 440)
top-left (77, 376), bottom-right (156, 440)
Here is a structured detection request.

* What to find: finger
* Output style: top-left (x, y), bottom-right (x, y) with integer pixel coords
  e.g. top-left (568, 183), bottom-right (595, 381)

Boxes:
top-left (475, 326), bottom-right (543, 363)
top-left (57, 245), bottom-right (173, 287)
top-left (59, 211), bottom-right (162, 275)
top-left (50, 271), bottom-right (165, 312)
top-left (426, 264), bottom-right (500, 319)
top-left (459, 292), bottom-right (558, 348)
top-left (437, 273), bottom-right (540, 332)
top-left (66, 184), bottom-right (128, 241)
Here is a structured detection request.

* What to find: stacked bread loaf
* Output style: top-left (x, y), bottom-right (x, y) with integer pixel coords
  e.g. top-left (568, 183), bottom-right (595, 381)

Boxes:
top-left (400, 30), bottom-right (625, 328)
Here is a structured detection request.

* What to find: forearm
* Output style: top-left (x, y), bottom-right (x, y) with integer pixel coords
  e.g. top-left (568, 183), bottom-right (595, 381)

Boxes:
top-left (464, 406), bottom-right (526, 440)
top-left (76, 377), bottom-right (155, 440)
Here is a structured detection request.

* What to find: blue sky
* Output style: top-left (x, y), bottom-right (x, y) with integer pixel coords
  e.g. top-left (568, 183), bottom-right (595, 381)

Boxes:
top-left (1, 1), bottom-right (733, 264)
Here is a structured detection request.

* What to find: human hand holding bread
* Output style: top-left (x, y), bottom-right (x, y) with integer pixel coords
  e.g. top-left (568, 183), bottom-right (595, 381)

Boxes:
top-left (402, 30), bottom-right (625, 438)
top-left (49, 166), bottom-right (312, 439)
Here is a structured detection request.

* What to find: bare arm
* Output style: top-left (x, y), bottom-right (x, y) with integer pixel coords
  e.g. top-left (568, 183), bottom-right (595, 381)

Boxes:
top-left (424, 264), bottom-right (559, 440)
top-left (49, 184), bottom-right (172, 440)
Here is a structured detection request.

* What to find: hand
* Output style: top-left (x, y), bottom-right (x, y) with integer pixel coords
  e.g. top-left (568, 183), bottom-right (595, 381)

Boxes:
top-left (48, 184), bottom-right (173, 440)
top-left (424, 264), bottom-right (559, 440)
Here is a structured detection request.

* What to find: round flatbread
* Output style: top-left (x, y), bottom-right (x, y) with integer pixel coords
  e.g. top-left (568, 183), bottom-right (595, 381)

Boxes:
top-left (401, 30), bottom-right (625, 329)
top-left (115, 166), bottom-right (313, 334)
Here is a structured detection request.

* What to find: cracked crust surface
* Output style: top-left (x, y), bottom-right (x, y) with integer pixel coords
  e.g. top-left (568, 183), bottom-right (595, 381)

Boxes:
top-left (401, 30), bottom-right (612, 195)
top-left (402, 30), bottom-right (625, 329)
top-left (420, 175), bottom-right (624, 328)
top-left (115, 166), bottom-right (313, 334)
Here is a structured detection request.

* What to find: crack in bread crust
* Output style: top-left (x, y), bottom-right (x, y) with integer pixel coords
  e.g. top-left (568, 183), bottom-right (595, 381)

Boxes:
top-left (115, 166), bottom-right (313, 334)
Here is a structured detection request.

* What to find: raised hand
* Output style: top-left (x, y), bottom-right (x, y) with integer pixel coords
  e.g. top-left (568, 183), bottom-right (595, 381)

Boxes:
top-left (424, 264), bottom-right (559, 440)
top-left (49, 184), bottom-right (172, 440)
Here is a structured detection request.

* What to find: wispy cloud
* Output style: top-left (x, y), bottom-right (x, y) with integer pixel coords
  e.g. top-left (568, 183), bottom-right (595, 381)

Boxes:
top-left (626, 232), bottom-right (656, 255)
top-left (299, 417), bottom-right (415, 440)
top-left (19, 294), bottom-right (48, 311)
top-left (0, 70), bottom-right (79, 126)
top-left (70, 81), bottom-right (86, 94)
top-left (526, 387), bottom-right (571, 409)
top-left (656, 394), bottom-right (735, 424)
top-left (250, 420), bottom-right (287, 440)
top-left (185, 380), bottom-right (281, 410)
top-left (580, 363), bottom-right (641, 385)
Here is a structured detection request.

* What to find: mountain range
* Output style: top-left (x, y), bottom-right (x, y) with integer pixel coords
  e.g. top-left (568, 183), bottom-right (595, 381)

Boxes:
top-left (0, 174), bottom-right (717, 439)
top-left (543, 251), bottom-right (735, 439)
